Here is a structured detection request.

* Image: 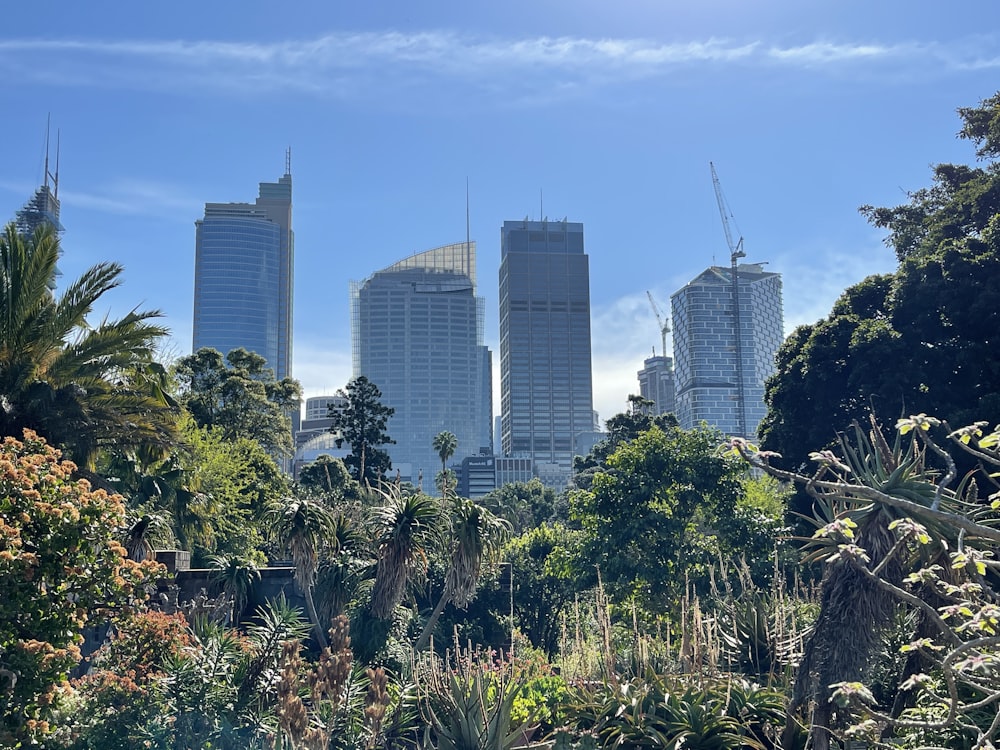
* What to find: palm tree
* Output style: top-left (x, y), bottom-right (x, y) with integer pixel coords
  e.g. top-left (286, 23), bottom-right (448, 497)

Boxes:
top-left (415, 497), bottom-right (511, 651)
top-left (264, 493), bottom-right (337, 649)
top-left (0, 223), bottom-right (177, 469)
top-left (369, 484), bottom-right (446, 619)
top-left (432, 431), bottom-right (458, 494)
top-left (209, 554), bottom-right (262, 624)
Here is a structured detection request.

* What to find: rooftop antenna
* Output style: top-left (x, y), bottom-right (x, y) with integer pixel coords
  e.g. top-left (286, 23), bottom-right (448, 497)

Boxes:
top-left (53, 128), bottom-right (60, 200)
top-left (465, 176), bottom-right (471, 272)
top-left (43, 114), bottom-right (52, 191)
top-left (285, 147), bottom-right (291, 176)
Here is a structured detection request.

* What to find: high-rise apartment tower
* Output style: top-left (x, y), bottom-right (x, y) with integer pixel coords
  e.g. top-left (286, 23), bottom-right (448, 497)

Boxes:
top-left (499, 219), bottom-right (593, 488)
top-left (637, 354), bottom-right (675, 416)
top-left (192, 162), bottom-right (294, 379)
top-left (671, 263), bottom-right (783, 438)
top-left (352, 242), bottom-right (492, 490)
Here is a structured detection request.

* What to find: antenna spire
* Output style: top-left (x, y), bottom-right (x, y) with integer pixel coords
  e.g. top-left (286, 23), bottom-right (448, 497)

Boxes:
top-left (465, 177), bottom-right (471, 251)
top-left (285, 147), bottom-right (291, 176)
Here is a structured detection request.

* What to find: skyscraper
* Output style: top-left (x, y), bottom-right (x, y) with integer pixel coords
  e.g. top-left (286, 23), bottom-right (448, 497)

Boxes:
top-left (192, 162), bottom-right (294, 379)
top-left (637, 354), bottom-right (675, 416)
top-left (670, 263), bottom-right (783, 438)
top-left (499, 219), bottom-right (593, 488)
top-left (352, 242), bottom-right (491, 489)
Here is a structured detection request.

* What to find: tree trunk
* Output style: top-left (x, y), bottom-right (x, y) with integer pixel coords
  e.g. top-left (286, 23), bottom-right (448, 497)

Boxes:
top-left (414, 587), bottom-right (451, 652)
top-left (303, 585), bottom-right (329, 651)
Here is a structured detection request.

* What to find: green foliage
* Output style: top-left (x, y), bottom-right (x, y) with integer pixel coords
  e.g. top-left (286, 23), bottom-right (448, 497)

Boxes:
top-left (504, 523), bottom-right (587, 655)
top-left (0, 431), bottom-right (163, 747)
top-left (762, 93), bottom-right (1000, 484)
top-left (416, 646), bottom-right (540, 750)
top-left (329, 376), bottom-right (395, 486)
top-left (482, 479), bottom-right (561, 535)
top-left (298, 453), bottom-right (359, 499)
top-left (0, 223), bottom-right (178, 470)
top-left (565, 675), bottom-right (781, 750)
top-left (570, 424), bottom-right (746, 611)
top-left (174, 347), bottom-right (301, 457)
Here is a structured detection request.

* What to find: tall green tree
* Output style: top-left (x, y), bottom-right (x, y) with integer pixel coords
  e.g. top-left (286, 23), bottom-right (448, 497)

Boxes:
top-left (761, 93), bottom-right (1000, 480)
top-left (297, 453), bottom-right (359, 499)
top-left (415, 497), bottom-right (510, 651)
top-left (368, 486), bottom-right (445, 619)
top-left (481, 479), bottom-right (560, 535)
top-left (0, 223), bottom-right (178, 469)
top-left (329, 376), bottom-right (394, 486)
top-left (174, 347), bottom-right (301, 457)
top-left (263, 492), bottom-right (337, 649)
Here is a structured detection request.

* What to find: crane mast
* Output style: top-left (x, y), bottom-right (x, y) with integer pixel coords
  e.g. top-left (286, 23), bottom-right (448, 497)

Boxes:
top-left (646, 291), bottom-right (670, 358)
top-left (709, 162), bottom-right (748, 438)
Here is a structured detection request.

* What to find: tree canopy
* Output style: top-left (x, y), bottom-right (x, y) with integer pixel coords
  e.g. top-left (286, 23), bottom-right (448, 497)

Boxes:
top-left (328, 376), bottom-right (394, 486)
top-left (761, 93), bottom-right (1000, 476)
top-left (174, 347), bottom-right (301, 457)
top-left (0, 224), bottom-right (178, 470)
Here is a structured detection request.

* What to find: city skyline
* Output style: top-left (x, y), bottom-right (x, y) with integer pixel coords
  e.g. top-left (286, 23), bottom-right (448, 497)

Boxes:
top-left (3, 1), bottom-right (999, 425)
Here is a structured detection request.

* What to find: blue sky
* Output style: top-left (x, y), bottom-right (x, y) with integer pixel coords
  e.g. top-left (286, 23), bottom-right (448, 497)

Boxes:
top-left (2, 1), bottom-right (1000, 424)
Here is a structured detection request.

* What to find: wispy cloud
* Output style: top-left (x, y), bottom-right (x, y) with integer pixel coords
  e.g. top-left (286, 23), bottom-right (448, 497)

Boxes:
top-left (0, 31), bottom-right (995, 100)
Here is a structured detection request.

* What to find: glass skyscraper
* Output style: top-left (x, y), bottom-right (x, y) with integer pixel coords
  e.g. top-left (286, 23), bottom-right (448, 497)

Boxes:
top-left (671, 263), bottom-right (783, 438)
top-left (352, 242), bottom-right (491, 490)
top-left (499, 219), bottom-right (594, 488)
top-left (192, 168), bottom-right (294, 379)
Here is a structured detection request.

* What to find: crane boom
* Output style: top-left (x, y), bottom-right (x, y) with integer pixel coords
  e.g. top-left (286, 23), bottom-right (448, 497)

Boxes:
top-left (710, 161), bottom-right (744, 260)
top-left (646, 291), bottom-right (670, 358)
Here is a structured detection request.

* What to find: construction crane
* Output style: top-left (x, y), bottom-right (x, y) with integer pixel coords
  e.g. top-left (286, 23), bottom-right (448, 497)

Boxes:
top-left (709, 162), bottom-right (748, 438)
top-left (646, 291), bottom-right (670, 358)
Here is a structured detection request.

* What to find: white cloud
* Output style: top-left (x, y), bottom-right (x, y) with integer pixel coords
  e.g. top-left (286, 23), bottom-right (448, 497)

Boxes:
top-left (1, 32), bottom-right (995, 99)
top-left (295, 341), bottom-right (353, 400)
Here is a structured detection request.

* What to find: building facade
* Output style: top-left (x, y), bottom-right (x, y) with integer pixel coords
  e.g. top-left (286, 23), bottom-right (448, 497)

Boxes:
top-left (499, 219), bottom-right (594, 489)
top-left (671, 263), bottom-right (783, 438)
top-left (192, 166), bottom-right (294, 380)
top-left (352, 242), bottom-right (491, 490)
top-left (637, 355), bottom-right (675, 416)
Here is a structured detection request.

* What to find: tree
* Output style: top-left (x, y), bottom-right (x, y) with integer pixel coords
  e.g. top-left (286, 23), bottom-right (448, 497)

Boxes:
top-left (368, 486), bottom-right (445, 619)
top-left (761, 93), bottom-right (1000, 482)
top-left (573, 407), bottom-right (679, 491)
top-left (263, 492), bottom-right (337, 649)
top-left (0, 223), bottom-right (178, 470)
top-left (504, 522), bottom-right (586, 655)
top-left (0, 430), bottom-right (162, 747)
top-left (174, 347), bottom-right (301, 457)
top-left (481, 479), bottom-right (560, 536)
top-left (570, 424), bottom-right (748, 612)
top-left (432, 431), bottom-right (458, 495)
top-left (734, 415), bottom-right (1000, 750)
top-left (415, 497), bottom-right (511, 651)
top-left (298, 453), bottom-right (359, 498)
top-left (329, 376), bottom-right (394, 486)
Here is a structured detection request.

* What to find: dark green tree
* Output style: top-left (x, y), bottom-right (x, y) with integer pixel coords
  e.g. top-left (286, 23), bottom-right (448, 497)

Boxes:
top-left (573, 407), bottom-right (679, 490)
top-left (761, 93), bottom-right (1000, 483)
top-left (174, 347), bottom-right (301, 457)
top-left (297, 453), bottom-right (359, 499)
top-left (505, 522), bottom-right (587, 655)
top-left (329, 376), bottom-right (394, 486)
top-left (0, 223), bottom-right (178, 470)
top-left (481, 479), bottom-right (560, 535)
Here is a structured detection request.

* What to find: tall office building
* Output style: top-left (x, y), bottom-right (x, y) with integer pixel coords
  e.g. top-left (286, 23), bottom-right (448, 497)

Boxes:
top-left (499, 219), bottom-right (593, 488)
top-left (637, 354), bottom-right (675, 416)
top-left (192, 162), bottom-right (294, 379)
top-left (671, 263), bottom-right (783, 438)
top-left (352, 242), bottom-right (491, 489)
